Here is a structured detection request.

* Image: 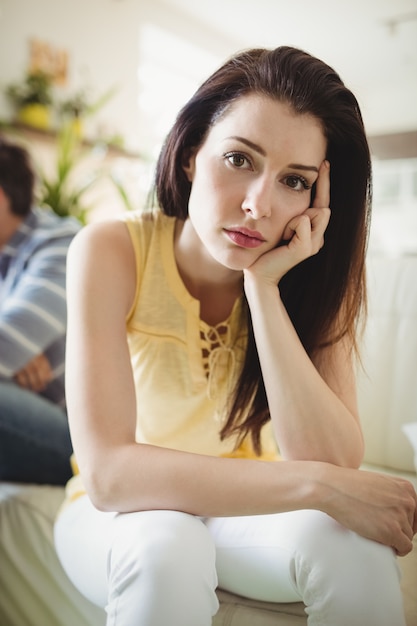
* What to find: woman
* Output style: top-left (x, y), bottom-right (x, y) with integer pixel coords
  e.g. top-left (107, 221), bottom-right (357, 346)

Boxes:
top-left (55, 46), bottom-right (416, 625)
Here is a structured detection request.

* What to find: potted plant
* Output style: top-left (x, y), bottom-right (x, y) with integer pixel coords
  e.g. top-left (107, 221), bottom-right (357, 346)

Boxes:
top-left (37, 122), bottom-right (100, 224)
top-left (58, 85), bottom-right (117, 139)
top-left (58, 90), bottom-right (89, 138)
top-left (6, 70), bottom-right (54, 130)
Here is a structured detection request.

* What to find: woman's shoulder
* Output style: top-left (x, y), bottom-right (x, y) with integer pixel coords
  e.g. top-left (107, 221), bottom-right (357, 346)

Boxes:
top-left (122, 209), bottom-right (176, 260)
top-left (67, 217), bottom-right (137, 287)
top-left (69, 216), bottom-right (132, 256)
top-left (122, 208), bottom-right (175, 234)
top-left (67, 209), bottom-right (175, 282)
top-left (67, 218), bottom-right (137, 317)
top-left (72, 210), bottom-right (173, 247)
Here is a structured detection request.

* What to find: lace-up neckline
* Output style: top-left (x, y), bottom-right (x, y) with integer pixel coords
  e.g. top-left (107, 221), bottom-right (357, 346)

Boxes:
top-left (200, 320), bottom-right (237, 402)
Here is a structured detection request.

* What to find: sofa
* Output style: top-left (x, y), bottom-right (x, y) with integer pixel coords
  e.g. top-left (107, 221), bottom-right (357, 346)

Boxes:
top-left (1, 253), bottom-right (416, 626)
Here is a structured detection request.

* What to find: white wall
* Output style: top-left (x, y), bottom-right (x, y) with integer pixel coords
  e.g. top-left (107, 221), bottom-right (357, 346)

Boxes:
top-left (0, 0), bottom-right (240, 220)
top-left (0, 0), bottom-right (142, 152)
top-left (1, 0), bottom-right (416, 155)
top-left (1, 0), bottom-right (416, 242)
top-left (0, 0), bottom-right (234, 155)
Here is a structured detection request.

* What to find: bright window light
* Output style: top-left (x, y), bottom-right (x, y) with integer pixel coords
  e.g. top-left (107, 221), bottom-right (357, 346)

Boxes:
top-left (137, 22), bottom-right (222, 159)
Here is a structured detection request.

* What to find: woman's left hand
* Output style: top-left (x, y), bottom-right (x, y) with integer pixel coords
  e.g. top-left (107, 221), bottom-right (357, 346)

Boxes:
top-left (245, 160), bottom-right (331, 286)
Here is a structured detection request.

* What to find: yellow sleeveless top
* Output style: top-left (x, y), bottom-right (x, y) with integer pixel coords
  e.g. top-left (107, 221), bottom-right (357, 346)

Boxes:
top-left (62, 210), bottom-right (278, 508)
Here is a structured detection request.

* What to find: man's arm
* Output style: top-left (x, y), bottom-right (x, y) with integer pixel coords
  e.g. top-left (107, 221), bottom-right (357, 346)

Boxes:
top-left (0, 238), bottom-right (72, 378)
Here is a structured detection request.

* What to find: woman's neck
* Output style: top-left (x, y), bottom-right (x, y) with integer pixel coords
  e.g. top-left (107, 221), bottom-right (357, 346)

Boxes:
top-left (174, 218), bottom-right (243, 326)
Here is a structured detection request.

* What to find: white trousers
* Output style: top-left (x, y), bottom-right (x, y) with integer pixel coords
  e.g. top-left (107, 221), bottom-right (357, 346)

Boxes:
top-left (54, 496), bottom-right (406, 626)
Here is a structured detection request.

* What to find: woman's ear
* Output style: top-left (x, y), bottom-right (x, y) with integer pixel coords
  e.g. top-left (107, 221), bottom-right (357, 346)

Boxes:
top-left (182, 149), bottom-right (196, 182)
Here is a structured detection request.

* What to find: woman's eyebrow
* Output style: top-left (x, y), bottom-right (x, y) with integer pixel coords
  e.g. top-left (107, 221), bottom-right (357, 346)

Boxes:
top-left (288, 163), bottom-right (319, 173)
top-left (226, 137), bottom-right (319, 173)
top-left (227, 136), bottom-right (267, 156)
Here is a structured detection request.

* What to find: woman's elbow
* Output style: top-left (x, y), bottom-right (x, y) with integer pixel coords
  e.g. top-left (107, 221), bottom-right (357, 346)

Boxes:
top-left (79, 457), bottom-right (121, 512)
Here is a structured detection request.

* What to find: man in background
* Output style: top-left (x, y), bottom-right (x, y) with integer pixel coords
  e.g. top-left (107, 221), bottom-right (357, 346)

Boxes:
top-left (0, 137), bottom-right (80, 484)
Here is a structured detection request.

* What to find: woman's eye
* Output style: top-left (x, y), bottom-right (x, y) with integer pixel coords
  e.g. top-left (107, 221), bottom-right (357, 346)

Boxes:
top-left (285, 175), bottom-right (311, 191)
top-left (224, 152), bottom-right (250, 169)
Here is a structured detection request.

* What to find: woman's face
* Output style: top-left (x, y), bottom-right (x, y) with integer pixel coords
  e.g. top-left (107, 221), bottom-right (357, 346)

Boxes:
top-left (182, 93), bottom-right (327, 272)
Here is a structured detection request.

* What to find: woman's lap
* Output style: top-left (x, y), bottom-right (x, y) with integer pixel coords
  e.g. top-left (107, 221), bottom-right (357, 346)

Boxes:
top-left (55, 497), bottom-right (405, 626)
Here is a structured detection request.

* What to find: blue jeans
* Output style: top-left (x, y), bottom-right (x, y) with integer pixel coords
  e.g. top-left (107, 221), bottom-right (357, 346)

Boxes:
top-left (0, 381), bottom-right (73, 485)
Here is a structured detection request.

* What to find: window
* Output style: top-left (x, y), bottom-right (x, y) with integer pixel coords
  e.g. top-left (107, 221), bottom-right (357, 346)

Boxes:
top-left (370, 158), bottom-right (417, 255)
top-left (137, 22), bottom-right (222, 161)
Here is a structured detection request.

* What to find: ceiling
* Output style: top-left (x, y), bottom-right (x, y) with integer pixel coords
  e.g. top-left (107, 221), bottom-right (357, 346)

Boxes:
top-left (158, 0), bottom-right (417, 142)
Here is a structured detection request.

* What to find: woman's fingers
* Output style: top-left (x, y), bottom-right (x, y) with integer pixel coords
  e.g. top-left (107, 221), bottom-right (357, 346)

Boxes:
top-left (282, 159), bottom-right (331, 258)
top-left (306, 207), bottom-right (331, 252)
top-left (328, 468), bottom-right (417, 556)
top-left (313, 159), bottom-right (330, 209)
top-left (306, 159), bottom-right (331, 252)
top-left (247, 160), bottom-right (332, 282)
top-left (283, 207), bottom-right (330, 258)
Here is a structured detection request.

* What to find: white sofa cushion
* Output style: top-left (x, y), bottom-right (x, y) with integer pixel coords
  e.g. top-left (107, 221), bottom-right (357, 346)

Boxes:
top-left (0, 483), bottom-right (105, 626)
top-left (358, 255), bottom-right (417, 472)
top-left (402, 422), bottom-right (417, 474)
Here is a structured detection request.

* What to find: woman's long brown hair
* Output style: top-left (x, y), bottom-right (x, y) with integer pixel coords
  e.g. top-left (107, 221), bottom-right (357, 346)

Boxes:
top-left (154, 46), bottom-right (372, 453)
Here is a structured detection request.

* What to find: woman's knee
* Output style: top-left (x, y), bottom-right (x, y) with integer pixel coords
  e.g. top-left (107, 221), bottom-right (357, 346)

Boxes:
top-left (289, 511), bottom-right (404, 625)
top-left (289, 509), bottom-right (397, 574)
top-left (108, 510), bottom-right (219, 624)
top-left (110, 510), bottom-right (217, 592)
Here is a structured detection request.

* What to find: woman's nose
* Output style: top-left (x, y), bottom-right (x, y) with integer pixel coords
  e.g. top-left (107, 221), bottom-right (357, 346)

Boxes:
top-left (241, 178), bottom-right (272, 219)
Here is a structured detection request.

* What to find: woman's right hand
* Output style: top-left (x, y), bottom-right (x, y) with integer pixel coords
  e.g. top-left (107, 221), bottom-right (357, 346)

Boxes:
top-left (318, 464), bottom-right (417, 556)
top-left (245, 160), bottom-right (331, 287)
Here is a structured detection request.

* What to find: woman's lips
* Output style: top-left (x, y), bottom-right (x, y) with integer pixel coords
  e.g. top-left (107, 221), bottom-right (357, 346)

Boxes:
top-left (224, 227), bottom-right (265, 249)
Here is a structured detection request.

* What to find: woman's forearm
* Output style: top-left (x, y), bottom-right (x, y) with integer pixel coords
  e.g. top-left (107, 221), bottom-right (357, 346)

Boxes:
top-left (87, 443), bottom-right (315, 515)
top-left (81, 442), bottom-right (416, 557)
top-left (244, 274), bottom-right (364, 467)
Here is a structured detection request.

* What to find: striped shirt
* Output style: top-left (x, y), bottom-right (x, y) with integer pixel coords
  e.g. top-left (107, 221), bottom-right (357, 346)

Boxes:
top-left (0, 207), bottom-right (81, 407)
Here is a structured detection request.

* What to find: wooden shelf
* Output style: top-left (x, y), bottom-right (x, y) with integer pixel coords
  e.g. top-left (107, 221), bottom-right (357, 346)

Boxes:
top-left (1, 121), bottom-right (143, 160)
